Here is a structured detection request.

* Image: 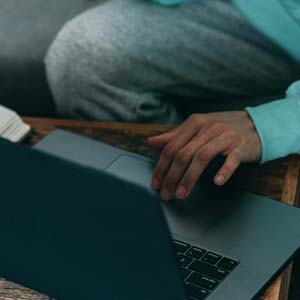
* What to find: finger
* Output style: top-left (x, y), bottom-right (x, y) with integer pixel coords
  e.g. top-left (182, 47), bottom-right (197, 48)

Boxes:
top-left (160, 125), bottom-right (225, 200)
top-left (176, 135), bottom-right (230, 199)
top-left (148, 114), bottom-right (207, 149)
top-left (159, 151), bottom-right (192, 200)
top-left (147, 127), bottom-right (180, 149)
top-left (214, 148), bottom-right (242, 186)
top-left (174, 123), bottom-right (225, 158)
top-left (151, 122), bottom-right (200, 192)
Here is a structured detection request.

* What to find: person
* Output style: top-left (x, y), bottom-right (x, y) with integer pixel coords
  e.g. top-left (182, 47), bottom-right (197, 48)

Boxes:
top-left (45, 0), bottom-right (300, 201)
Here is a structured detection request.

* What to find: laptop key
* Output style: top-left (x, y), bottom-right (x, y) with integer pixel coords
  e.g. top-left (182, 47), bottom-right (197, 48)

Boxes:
top-left (174, 240), bottom-right (190, 253)
top-left (186, 283), bottom-right (209, 300)
top-left (186, 247), bottom-right (206, 259)
top-left (178, 254), bottom-right (193, 267)
top-left (180, 267), bottom-right (192, 280)
top-left (201, 252), bottom-right (222, 265)
top-left (189, 260), bottom-right (228, 281)
top-left (217, 257), bottom-right (238, 271)
top-left (187, 272), bottom-right (218, 291)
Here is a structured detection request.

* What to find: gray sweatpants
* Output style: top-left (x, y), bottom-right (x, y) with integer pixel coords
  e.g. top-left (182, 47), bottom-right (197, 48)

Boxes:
top-left (45, 0), bottom-right (299, 124)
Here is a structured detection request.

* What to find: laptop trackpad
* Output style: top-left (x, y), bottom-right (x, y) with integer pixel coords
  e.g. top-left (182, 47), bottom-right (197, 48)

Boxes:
top-left (105, 155), bottom-right (233, 241)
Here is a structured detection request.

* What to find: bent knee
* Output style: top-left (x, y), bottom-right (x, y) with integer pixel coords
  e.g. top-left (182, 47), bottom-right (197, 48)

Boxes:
top-left (45, 15), bottom-right (92, 115)
top-left (45, 8), bottom-right (132, 115)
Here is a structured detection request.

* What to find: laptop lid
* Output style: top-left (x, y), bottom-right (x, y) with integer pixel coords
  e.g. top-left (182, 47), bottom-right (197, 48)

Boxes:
top-left (0, 137), bottom-right (187, 300)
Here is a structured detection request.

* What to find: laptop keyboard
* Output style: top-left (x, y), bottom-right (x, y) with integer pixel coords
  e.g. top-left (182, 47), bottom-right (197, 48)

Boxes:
top-left (174, 240), bottom-right (239, 300)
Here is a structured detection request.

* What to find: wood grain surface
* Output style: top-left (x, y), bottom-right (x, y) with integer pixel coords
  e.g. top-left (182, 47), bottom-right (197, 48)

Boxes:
top-left (0, 117), bottom-right (298, 300)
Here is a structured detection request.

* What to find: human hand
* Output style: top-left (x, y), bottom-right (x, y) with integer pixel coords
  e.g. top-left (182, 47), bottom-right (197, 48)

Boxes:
top-left (147, 111), bottom-right (262, 201)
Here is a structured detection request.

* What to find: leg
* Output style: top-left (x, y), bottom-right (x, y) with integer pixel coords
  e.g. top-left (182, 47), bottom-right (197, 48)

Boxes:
top-left (45, 0), bottom-right (299, 123)
top-left (45, 0), bottom-right (184, 124)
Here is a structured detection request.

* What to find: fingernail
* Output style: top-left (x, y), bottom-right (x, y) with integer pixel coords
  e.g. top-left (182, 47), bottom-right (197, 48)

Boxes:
top-left (176, 186), bottom-right (187, 199)
top-left (215, 174), bottom-right (225, 185)
top-left (161, 189), bottom-right (171, 201)
top-left (151, 177), bottom-right (160, 190)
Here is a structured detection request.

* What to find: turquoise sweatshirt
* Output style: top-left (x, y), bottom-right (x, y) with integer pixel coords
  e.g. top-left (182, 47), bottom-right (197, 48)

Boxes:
top-left (148, 0), bottom-right (300, 163)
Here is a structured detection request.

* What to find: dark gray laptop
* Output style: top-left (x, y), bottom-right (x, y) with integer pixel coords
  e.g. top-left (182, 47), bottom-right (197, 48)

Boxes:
top-left (0, 137), bottom-right (186, 300)
top-left (32, 129), bottom-right (300, 300)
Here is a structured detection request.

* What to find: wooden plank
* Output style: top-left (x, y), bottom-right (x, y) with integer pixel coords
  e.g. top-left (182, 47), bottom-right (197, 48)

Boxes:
top-left (0, 279), bottom-right (51, 300)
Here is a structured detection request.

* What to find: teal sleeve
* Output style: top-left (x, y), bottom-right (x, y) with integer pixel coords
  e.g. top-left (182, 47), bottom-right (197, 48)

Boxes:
top-left (245, 81), bottom-right (300, 164)
top-left (146, 0), bottom-right (193, 6)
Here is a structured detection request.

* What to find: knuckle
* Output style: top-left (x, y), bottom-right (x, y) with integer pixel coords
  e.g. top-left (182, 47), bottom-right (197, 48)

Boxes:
top-left (209, 122), bottom-right (225, 133)
top-left (207, 122), bottom-right (226, 135)
top-left (153, 162), bottom-right (167, 179)
top-left (181, 175), bottom-right (191, 187)
top-left (224, 127), bottom-right (237, 138)
top-left (195, 147), bottom-right (212, 162)
top-left (232, 148), bottom-right (242, 163)
top-left (220, 166), bottom-right (231, 176)
top-left (153, 167), bottom-right (164, 180)
top-left (188, 114), bottom-right (199, 122)
top-left (153, 165), bottom-right (161, 174)
top-left (162, 145), bottom-right (176, 159)
top-left (188, 114), bottom-right (202, 127)
top-left (175, 150), bottom-right (190, 165)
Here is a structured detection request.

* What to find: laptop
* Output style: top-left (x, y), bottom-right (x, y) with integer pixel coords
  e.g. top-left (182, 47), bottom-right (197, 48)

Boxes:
top-left (29, 129), bottom-right (300, 300)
